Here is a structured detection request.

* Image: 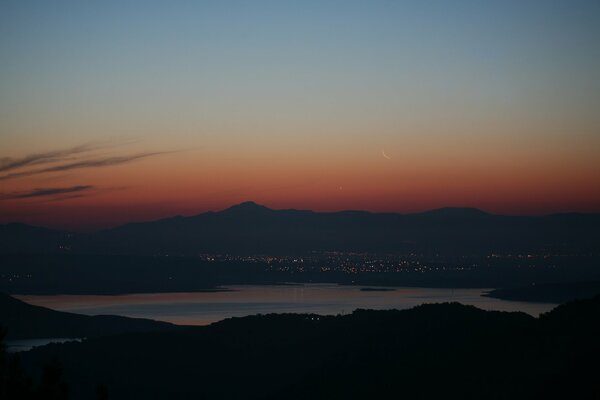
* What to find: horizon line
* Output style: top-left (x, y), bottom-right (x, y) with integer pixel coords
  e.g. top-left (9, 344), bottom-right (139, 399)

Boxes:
top-left (2, 200), bottom-right (597, 233)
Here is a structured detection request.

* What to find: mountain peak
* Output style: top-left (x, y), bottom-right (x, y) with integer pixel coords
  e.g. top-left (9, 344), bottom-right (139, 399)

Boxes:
top-left (420, 207), bottom-right (490, 217)
top-left (223, 201), bottom-right (272, 213)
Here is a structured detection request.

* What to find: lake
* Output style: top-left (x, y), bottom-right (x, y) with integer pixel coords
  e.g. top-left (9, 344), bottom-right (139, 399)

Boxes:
top-left (5, 338), bottom-right (81, 353)
top-left (16, 284), bottom-right (558, 326)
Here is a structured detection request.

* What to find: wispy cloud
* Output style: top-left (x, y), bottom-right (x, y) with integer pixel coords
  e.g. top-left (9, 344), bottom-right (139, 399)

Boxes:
top-left (43, 152), bottom-right (169, 172)
top-left (0, 138), bottom-right (142, 173)
top-left (0, 151), bottom-right (173, 181)
top-left (0, 144), bottom-right (97, 173)
top-left (0, 185), bottom-right (94, 200)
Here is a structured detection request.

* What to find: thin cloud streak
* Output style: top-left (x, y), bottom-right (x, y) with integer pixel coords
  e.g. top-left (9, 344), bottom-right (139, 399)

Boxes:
top-left (0, 138), bottom-right (142, 173)
top-left (0, 144), bottom-right (96, 172)
top-left (43, 152), bottom-right (169, 172)
top-left (0, 151), bottom-right (173, 181)
top-left (42, 193), bottom-right (90, 202)
top-left (0, 185), bottom-right (94, 200)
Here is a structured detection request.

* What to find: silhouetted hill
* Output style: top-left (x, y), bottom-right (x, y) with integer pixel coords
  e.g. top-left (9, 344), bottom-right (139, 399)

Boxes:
top-left (16, 296), bottom-right (600, 399)
top-left (486, 281), bottom-right (600, 303)
top-left (87, 202), bottom-right (600, 255)
top-left (0, 254), bottom-right (236, 294)
top-left (222, 200), bottom-right (274, 215)
top-left (415, 206), bottom-right (492, 218)
top-left (0, 293), bottom-right (178, 340)
top-left (0, 223), bottom-right (76, 254)
top-left (2, 202), bottom-right (599, 255)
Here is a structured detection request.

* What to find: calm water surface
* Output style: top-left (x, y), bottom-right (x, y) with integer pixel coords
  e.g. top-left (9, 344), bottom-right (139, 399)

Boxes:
top-left (6, 338), bottom-right (81, 353)
top-left (17, 284), bottom-right (558, 325)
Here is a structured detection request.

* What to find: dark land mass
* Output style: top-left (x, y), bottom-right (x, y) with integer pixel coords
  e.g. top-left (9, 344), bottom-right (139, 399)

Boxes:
top-left (359, 287), bottom-right (396, 292)
top-left (4, 295), bottom-right (598, 399)
top-left (2, 253), bottom-right (600, 295)
top-left (0, 254), bottom-right (229, 295)
top-left (2, 201), bottom-right (598, 296)
top-left (2, 202), bottom-right (599, 256)
top-left (0, 293), bottom-right (178, 340)
top-left (485, 281), bottom-right (600, 303)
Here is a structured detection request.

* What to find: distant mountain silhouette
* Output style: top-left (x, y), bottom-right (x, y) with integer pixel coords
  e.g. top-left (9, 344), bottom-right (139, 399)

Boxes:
top-left (415, 207), bottom-right (492, 218)
top-left (0, 223), bottom-right (73, 254)
top-left (1, 202), bottom-right (599, 255)
top-left (223, 200), bottom-right (274, 214)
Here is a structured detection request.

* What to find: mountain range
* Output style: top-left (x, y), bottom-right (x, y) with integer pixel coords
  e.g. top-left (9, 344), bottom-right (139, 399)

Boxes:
top-left (1, 201), bottom-right (599, 255)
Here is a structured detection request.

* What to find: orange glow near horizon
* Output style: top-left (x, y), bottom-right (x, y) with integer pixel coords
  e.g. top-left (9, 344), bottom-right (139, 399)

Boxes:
top-left (1, 140), bottom-right (599, 231)
top-left (2, 2), bottom-right (600, 230)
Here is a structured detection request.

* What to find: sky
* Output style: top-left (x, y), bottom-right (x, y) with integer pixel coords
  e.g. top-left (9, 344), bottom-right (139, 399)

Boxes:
top-left (1, 0), bottom-right (600, 230)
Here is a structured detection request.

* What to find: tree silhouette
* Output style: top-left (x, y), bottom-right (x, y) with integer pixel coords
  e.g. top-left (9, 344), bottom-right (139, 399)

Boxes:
top-left (96, 383), bottom-right (109, 400)
top-left (36, 357), bottom-right (68, 400)
top-left (1, 326), bottom-right (34, 399)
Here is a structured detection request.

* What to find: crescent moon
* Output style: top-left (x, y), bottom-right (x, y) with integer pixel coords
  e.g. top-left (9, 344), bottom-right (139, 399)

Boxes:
top-left (382, 150), bottom-right (391, 160)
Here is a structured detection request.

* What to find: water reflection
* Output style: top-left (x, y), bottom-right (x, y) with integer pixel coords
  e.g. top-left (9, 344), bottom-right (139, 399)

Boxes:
top-left (17, 284), bottom-right (558, 326)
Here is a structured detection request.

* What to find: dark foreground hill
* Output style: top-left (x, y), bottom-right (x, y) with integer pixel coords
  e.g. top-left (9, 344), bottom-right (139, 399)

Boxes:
top-left (0, 293), bottom-right (178, 340)
top-left (2, 202), bottom-right (599, 255)
top-left (12, 295), bottom-right (600, 400)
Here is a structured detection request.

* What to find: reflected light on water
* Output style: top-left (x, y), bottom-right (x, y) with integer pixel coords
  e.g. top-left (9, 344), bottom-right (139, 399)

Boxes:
top-left (16, 284), bottom-right (558, 326)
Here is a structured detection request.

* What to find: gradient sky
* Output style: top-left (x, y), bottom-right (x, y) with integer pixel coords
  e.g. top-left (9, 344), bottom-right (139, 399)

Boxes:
top-left (1, 0), bottom-right (600, 230)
